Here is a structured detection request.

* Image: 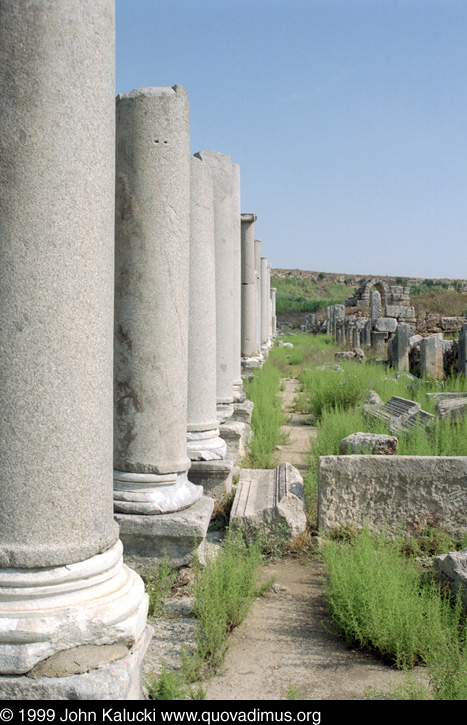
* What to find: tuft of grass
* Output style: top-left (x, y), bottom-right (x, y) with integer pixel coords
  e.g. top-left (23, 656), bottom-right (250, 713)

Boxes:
top-left (183, 527), bottom-right (263, 680)
top-left (146, 663), bottom-right (206, 701)
top-left (145, 555), bottom-right (177, 618)
top-left (243, 362), bottom-right (287, 468)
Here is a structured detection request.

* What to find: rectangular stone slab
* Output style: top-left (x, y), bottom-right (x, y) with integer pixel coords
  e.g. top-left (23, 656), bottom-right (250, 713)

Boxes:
top-left (230, 462), bottom-right (306, 542)
top-left (318, 455), bottom-right (467, 539)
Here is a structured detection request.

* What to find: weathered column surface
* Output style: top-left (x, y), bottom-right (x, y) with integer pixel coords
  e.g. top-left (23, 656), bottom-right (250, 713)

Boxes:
top-left (260, 257), bottom-right (270, 349)
top-left (420, 333), bottom-right (444, 380)
top-left (114, 87), bottom-right (211, 568)
top-left (0, 0), bottom-right (149, 696)
top-left (241, 214), bottom-right (258, 359)
top-left (195, 151), bottom-right (235, 421)
top-left (271, 287), bottom-right (277, 336)
top-left (231, 163), bottom-right (245, 402)
top-left (458, 324), bottom-right (467, 376)
top-left (254, 239), bottom-right (263, 357)
top-left (187, 155), bottom-right (226, 462)
top-left (370, 290), bottom-right (382, 325)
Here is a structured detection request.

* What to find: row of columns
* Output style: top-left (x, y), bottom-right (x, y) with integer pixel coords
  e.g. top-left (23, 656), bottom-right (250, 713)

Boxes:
top-left (240, 216), bottom-right (276, 372)
top-left (0, 0), bottom-right (276, 700)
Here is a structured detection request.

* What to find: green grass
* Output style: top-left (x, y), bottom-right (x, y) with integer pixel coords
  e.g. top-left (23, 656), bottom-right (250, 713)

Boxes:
top-left (183, 527), bottom-right (264, 680)
top-left (243, 362), bottom-right (287, 468)
top-left (272, 277), bottom-right (349, 314)
top-left (146, 527), bottom-right (266, 697)
top-left (322, 526), bottom-right (467, 671)
top-left (145, 555), bottom-right (177, 617)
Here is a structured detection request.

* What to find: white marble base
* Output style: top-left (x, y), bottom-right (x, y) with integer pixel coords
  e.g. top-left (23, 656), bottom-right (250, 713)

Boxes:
top-left (0, 541), bottom-right (148, 675)
top-left (114, 469), bottom-right (203, 514)
top-left (0, 625), bottom-right (153, 700)
top-left (116, 495), bottom-right (215, 573)
top-left (216, 402), bottom-right (235, 423)
top-left (187, 428), bottom-right (227, 461)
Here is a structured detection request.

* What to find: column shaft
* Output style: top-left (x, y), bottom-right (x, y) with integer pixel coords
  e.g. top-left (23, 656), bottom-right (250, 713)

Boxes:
top-left (0, 0), bottom-right (148, 683)
top-left (187, 156), bottom-right (226, 460)
top-left (240, 214), bottom-right (258, 358)
top-left (114, 86), bottom-right (201, 514)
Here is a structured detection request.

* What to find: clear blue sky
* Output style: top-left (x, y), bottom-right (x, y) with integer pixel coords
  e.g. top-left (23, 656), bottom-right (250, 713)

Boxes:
top-left (116, 0), bottom-right (467, 280)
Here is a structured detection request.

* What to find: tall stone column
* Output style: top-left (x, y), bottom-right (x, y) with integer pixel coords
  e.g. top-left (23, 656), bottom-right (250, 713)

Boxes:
top-left (268, 263), bottom-right (273, 340)
top-left (0, 0), bottom-right (149, 698)
top-left (232, 163), bottom-right (245, 402)
top-left (420, 334), bottom-right (444, 380)
top-left (261, 257), bottom-right (271, 351)
top-left (270, 287), bottom-right (277, 337)
top-left (241, 214), bottom-right (259, 360)
top-left (459, 324), bottom-right (467, 376)
top-left (254, 239), bottom-right (263, 357)
top-left (187, 156), bottom-right (233, 496)
top-left (195, 151), bottom-right (235, 421)
top-left (187, 155), bottom-right (227, 464)
top-left (114, 87), bottom-right (212, 568)
top-left (370, 290), bottom-right (382, 325)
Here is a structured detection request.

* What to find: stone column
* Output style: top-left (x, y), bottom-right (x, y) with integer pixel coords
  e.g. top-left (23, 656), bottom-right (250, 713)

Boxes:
top-left (271, 287), bottom-right (277, 336)
top-left (0, 0), bottom-right (149, 697)
top-left (254, 239), bottom-right (263, 357)
top-left (420, 334), bottom-right (444, 380)
top-left (187, 156), bottom-right (227, 463)
top-left (231, 163), bottom-right (245, 402)
top-left (114, 87), bottom-right (212, 568)
top-left (391, 323), bottom-right (411, 371)
top-left (458, 324), bottom-right (467, 376)
top-left (268, 263), bottom-right (273, 341)
top-left (195, 151), bottom-right (236, 421)
top-left (370, 290), bottom-right (382, 325)
top-left (261, 257), bottom-right (270, 350)
top-left (240, 214), bottom-right (258, 360)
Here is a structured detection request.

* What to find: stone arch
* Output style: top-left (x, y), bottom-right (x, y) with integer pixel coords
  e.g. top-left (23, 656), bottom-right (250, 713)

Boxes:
top-left (364, 279), bottom-right (390, 314)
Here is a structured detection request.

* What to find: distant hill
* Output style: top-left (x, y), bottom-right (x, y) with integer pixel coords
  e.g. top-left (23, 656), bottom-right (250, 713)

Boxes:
top-left (271, 268), bottom-right (467, 288)
top-left (271, 268), bottom-right (467, 330)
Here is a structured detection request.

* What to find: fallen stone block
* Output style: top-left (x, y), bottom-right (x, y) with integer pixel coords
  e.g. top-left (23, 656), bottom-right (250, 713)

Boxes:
top-left (374, 317), bottom-right (398, 333)
top-left (427, 392), bottom-right (467, 402)
top-left (434, 549), bottom-right (467, 609)
top-left (435, 397), bottom-right (467, 422)
top-left (230, 462), bottom-right (306, 542)
top-left (385, 305), bottom-right (415, 320)
top-left (334, 348), bottom-right (364, 363)
top-left (318, 455), bottom-right (467, 539)
top-left (339, 432), bottom-right (398, 455)
top-left (363, 391), bottom-right (435, 433)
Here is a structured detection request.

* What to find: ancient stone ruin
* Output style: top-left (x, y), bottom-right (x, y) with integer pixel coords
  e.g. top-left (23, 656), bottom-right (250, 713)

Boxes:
top-left (0, 0), bottom-right (278, 700)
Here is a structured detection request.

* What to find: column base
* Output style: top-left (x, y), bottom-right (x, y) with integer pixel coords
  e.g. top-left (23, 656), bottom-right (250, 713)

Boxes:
top-left (219, 419), bottom-right (252, 463)
top-left (0, 541), bottom-right (148, 675)
top-left (189, 455), bottom-right (235, 498)
top-left (116, 495), bottom-right (214, 575)
top-left (114, 469), bottom-right (203, 514)
top-left (241, 354), bottom-right (264, 378)
top-left (216, 402), bottom-right (235, 423)
top-left (187, 428), bottom-right (227, 461)
top-left (233, 381), bottom-right (246, 403)
top-left (0, 625), bottom-right (153, 700)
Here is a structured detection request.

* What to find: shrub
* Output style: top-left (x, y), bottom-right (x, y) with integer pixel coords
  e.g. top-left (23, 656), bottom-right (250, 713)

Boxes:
top-left (322, 527), bottom-right (467, 670)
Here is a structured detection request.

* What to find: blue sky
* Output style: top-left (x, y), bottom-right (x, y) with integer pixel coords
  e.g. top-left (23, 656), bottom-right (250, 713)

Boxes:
top-left (116, 0), bottom-right (467, 279)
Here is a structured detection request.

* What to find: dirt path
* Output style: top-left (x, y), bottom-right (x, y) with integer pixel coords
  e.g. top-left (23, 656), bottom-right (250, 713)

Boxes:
top-left (276, 377), bottom-right (316, 472)
top-left (204, 377), bottom-right (422, 700)
top-left (144, 377), bottom-right (425, 700)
